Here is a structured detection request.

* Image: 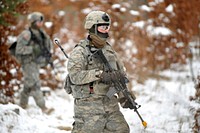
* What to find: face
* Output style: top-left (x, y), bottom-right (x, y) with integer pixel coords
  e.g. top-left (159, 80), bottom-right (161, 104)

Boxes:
top-left (35, 16), bottom-right (44, 28)
top-left (97, 25), bottom-right (110, 33)
top-left (36, 20), bottom-right (43, 28)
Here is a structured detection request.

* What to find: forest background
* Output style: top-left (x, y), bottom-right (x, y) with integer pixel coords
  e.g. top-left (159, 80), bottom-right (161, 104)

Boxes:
top-left (0, 0), bottom-right (200, 131)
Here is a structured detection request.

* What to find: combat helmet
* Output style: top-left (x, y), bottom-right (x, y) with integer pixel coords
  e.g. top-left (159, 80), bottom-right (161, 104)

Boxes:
top-left (27, 12), bottom-right (44, 24)
top-left (84, 11), bottom-right (111, 30)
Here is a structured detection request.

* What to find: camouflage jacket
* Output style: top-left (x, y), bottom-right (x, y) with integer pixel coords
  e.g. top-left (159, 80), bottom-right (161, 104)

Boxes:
top-left (15, 28), bottom-right (53, 65)
top-left (67, 39), bottom-right (126, 98)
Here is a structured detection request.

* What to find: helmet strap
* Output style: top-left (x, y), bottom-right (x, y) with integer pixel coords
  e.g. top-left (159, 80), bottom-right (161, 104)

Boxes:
top-left (95, 24), bottom-right (97, 35)
top-left (31, 22), bottom-right (39, 29)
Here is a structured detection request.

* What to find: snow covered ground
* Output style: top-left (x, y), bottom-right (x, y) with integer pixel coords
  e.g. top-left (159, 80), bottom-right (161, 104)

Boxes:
top-left (0, 58), bottom-right (199, 133)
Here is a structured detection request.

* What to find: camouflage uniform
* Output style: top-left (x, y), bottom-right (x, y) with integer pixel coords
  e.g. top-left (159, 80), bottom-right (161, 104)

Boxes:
top-left (67, 11), bottom-right (130, 133)
top-left (16, 12), bottom-right (53, 110)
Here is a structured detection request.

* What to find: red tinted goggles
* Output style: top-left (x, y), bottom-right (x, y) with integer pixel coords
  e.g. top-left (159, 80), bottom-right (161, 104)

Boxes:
top-left (97, 25), bottom-right (110, 33)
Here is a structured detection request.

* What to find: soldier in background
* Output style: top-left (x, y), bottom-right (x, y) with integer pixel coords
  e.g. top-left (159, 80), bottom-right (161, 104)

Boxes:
top-left (16, 12), bottom-right (54, 114)
top-left (67, 11), bottom-right (136, 133)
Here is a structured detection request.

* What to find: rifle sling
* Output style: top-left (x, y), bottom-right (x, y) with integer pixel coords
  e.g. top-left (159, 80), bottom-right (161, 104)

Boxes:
top-left (93, 49), bottom-right (125, 98)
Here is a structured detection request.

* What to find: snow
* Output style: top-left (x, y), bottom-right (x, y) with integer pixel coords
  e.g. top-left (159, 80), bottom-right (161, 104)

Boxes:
top-left (81, 8), bottom-right (92, 14)
top-left (176, 42), bottom-right (185, 48)
top-left (132, 21), bottom-right (172, 36)
top-left (120, 7), bottom-right (127, 12)
top-left (1, 81), bottom-right (6, 86)
top-left (112, 4), bottom-right (121, 9)
top-left (158, 14), bottom-right (170, 24)
top-left (113, 22), bottom-right (118, 27)
top-left (7, 36), bottom-right (17, 44)
top-left (58, 11), bottom-right (65, 16)
top-left (10, 69), bottom-right (17, 75)
top-left (0, 57), bottom-right (199, 133)
top-left (149, 0), bottom-right (164, 6)
top-left (132, 21), bottom-right (145, 28)
top-left (166, 4), bottom-right (173, 13)
top-left (1, 5), bottom-right (200, 131)
top-left (146, 26), bottom-right (172, 36)
top-left (140, 5), bottom-right (153, 12)
top-left (45, 22), bottom-right (53, 28)
top-left (130, 10), bottom-right (140, 16)
top-left (0, 89), bottom-right (73, 133)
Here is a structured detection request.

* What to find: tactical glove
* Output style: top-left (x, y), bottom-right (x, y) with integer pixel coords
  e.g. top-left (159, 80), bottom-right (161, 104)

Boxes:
top-left (100, 71), bottom-right (115, 84)
top-left (100, 70), bottom-right (126, 84)
top-left (119, 91), bottom-right (137, 109)
top-left (119, 97), bottom-right (135, 109)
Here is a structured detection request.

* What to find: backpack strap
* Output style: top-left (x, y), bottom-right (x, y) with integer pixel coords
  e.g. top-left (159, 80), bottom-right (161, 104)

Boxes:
top-left (28, 27), bottom-right (46, 44)
top-left (28, 28), bottom-right (40, 44)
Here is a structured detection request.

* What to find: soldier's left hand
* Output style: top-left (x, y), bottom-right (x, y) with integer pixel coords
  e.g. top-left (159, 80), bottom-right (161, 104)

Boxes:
top-left (119, 97), bottom-right (136, 109)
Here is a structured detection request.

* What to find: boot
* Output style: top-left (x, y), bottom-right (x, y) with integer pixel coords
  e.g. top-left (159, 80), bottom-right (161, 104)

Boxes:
top-left (19, 104), bottom-right (27, 109)
top-left (42, 107), bottom-right (54, 115)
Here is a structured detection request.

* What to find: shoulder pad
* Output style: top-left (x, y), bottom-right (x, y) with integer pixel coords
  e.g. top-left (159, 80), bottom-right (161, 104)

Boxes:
top-left (20, 30), bottom-right (31, 41)
top-left (75, 39), bottom-right (89, 48)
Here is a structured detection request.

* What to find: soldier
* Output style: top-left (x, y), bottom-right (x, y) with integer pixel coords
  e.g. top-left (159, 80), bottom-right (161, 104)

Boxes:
top-left (67, 11), bottom-right (135, 133)
top-left (16, 12), bottom-right (54, 114)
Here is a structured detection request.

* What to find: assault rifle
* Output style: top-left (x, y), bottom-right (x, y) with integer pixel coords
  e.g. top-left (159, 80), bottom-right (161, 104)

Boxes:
top-left (92, 48), bottom-right (147, 128)
top-left (54, 38), bottom-right (147, 128)
top-left (30, 28), bottom-right (54, 68)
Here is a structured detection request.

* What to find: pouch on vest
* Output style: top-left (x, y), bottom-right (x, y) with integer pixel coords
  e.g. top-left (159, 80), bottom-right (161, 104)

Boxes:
top-left (64, 74), bottom-right (72, 94)
top-left (64, 74), bottom-right (91, 97)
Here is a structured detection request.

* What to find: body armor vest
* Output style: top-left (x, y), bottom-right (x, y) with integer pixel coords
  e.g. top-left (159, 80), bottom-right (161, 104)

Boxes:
top-left (66, 39), bottom-right (121, 98)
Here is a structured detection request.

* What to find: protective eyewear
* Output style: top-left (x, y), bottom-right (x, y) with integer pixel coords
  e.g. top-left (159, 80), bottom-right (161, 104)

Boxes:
top-left (97, 25), bottom-right (110, 33)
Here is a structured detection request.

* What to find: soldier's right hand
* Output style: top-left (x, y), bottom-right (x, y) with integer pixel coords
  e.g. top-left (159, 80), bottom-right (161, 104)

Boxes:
top-left (100, 71), bottom-right (112, 84)
top-left (100, 71), bottom-right (117, 84)
top-left (100, 70), bottom-right (126, 84)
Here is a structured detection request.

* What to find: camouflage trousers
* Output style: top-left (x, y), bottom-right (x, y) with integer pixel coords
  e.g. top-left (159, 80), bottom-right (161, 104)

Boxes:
top-left (20, 61), bottom-right (45, 109)
top-left (72, 96), bottom-right (130, 133)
